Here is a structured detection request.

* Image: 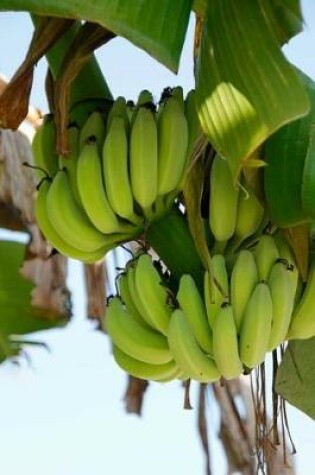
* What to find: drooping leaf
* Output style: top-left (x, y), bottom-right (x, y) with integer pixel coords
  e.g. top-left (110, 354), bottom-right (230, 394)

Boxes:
top-left (1, 0), bottom-right (192, 72)
top-left (264, 70), bottom-right (315, 228)
top-left (0, 17), bottom-right (74, 129)
top-left (276, 338), bottom-right (315, 420)
top-left (0, 240), bottom-right (68, 336)
top-left (195, 0), bottom-right (310, 179)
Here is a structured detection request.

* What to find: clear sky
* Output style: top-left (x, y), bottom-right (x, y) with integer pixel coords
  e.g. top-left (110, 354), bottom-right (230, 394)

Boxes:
top-left (0, 2), bottom-right (315, 474)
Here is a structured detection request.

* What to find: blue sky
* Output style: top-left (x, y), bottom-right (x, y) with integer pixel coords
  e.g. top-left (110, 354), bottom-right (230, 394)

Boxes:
top-left (0, 2), bottom-right (315, 474)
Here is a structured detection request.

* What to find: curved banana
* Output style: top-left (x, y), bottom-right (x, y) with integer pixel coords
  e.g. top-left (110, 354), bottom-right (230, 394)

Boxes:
top-left (234, 188), bottom-right (264, 245)
top-left (213, 304), bottom-right (243, 380)
top-left (267, 261), bottom-right (296, 351)
top-left (287, 259), bottom-right (315, 340)
top-left (204, 254), bottom-right (229, 329)
top-left (157, 96), bottom-right (189, 195)
top-left (254, 234), bottom-right (279, 281)
top-left (46, 169), bottom-right (115, 252)
top-left (239, 282), bottom-right (273, 369)
top-left (177, 274), bottom-right (213, 354)
top-left (230, 249), bottom-right (258, 332)
top-left (35, 179), bottom-right (110, 262)
top-left (135, 254), bottom-right (172, 335)
top-left (274, 232), bottom-right (300, 307)
top-left (167, 309), bottom-right (220, 383)
top-left (112, 345), bottom-right (179, 382)
top-left (171, 86), bottom-right (184, 109)
top-left (59, 124), bottom-right (81, 204)
top-left (126, 264), bottom-right (156, 329)
top-left (102, 116), bottom-right (142, 225)
top-left (118, 272), bottom-right (151, 328)
top-left (77, 139), bottom-right (136, 235)
top-left (105, 297), bottom-right (172, 364)
top-left (106, 96), bottom-right (128, 132)
top-left (209, 154), bottom-right (239, 242)
top-left (130, 106), bottom-right (158, 215)
top-left (79, 111), bottom-right (105, 154)
top-left (32, 114), bottom-right (58, 178)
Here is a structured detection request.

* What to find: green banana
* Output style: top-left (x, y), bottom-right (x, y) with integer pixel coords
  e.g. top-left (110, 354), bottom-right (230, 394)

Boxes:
top-left (106, 96), bottom-right (128, 131)
top-left (167, 309), bottom-right (220, 383)
top-left (77, 139), bottom-right (135, 235)
top-left (35, 179), bottom-right (110, 262)
top-left (230, 249), bottom-right (259, 332)
top-left (130, 90), bottom-right (154, 127)
top-left (234, 188), bottom-right (264, 245)
top-left (130, 106), bottom-right (158, 214)
top-left (105, 297), bottom-right (172, 364)
top-left (126, 264), bottom-right (156, 329)
top-left (239, 282), bottom-right (273, 368)
top-left (112, 345), bottom-right (179, 382)
top-left (46, 169), bottom-right (113, 252)
top-left (157, 96), bottom-right (189, 195)
top-left (177, 274), bottom-right (213, 354)
top-left (267, 261), bottom-right (296, 351)
top-left (135, 254), bottom-right (172, 335)
top-left (204, 254), bottom-right (229, 329)
top-left (274, 232), bottom-right (300, 308)
top-left (59, 124), bottom-right (81, 204)
top-left (118, 272), bottom-right (151, 328)
top-left (287, 259), bottom-right (315, 340)
top-left (79, 111), bottom-right (106, 154)
top-left (171, 86), bottom-right (184, 109)
top-left (254, 234), bottom-right (279, 281)
top-left (102, 116), bottom-right (142, 225)
top-left (209, 154), bottom-right (240, 242)
top-left (213, 304), bottom-right (243, 380)
top-left (32, 115), bottom-right (58, 178)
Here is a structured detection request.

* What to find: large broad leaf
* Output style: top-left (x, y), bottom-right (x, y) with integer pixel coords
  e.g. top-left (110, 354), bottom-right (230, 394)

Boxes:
top-left (0, 0), bottom-right (192, 72)
top-left (0, 240), bottom-right (68, 336)
top-left (276, 338), bottom-right (315, 420)
top-left (264, 71), bottom-right (315, 228)
top-left (195, 0), bottom-right (310, 179)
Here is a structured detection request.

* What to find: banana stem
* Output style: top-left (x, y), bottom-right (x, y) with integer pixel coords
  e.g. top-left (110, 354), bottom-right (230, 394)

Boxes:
top-left (146, 208), bottom-right (204, 292)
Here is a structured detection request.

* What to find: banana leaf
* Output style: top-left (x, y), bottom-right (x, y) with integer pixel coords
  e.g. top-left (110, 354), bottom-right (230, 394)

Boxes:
top-left (195, 0), bottom-right (309, 179)
top-left (0, 0), bottom-right (192, 72)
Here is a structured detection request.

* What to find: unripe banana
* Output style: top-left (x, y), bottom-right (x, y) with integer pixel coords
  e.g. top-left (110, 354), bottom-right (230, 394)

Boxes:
top-left (167, 309), bottom-right (220, 383)
top-left (157, 96), bottom-right (189, 195)
top-left (213, 304), bottom-right (243, 380)
top-left (135, 254), bottom-right (172, 335)
top-left (102, 116), bottom-right (142, 225)
top-left (126, 264), bottom-right (156, 329)
top-left (287, 259), bottom-right (315, 340)
top-left (130, 107), bottom-right (158, 214)
top-left (130, 90), bottom-right (155, 127)
top-left (32, 115), bottom-right (58, 178)
top-left (79, 111), bottom-right (105, 154)
top-left (105, 297), bottom-right (172, 364)
top-left (204, 254), bottom-right (229, 329)
top-left (46, 170), bottom-right (113, 252)
top-left (239, 282), bottom-right (273, 368)
top-left (171, 86), bottom-right (184, 109)
top-left (234, 189), bottom-right (264, 245)
top-left (230, 249), bottom-right (259, 332)
top-left (209, 154), bottom-right (240, 242)
top-left (118, 272), bottom-right (151, 328)
top-left (254, 234), bottom-right (279, 281)
top-left (59, 124), bottom-right (81, 204)
top-left (274, 232), bottom-right (300, 309)
top-left (106, 96), bottom-right (128, 131)
top-left (267, 261), bottom-right (296, 351)
top-left (77, 139), bottom-right (135, 235)
top-left (35, 179), bottom-right (110, 262)
top-left (177, 274), bottom-right (213, 354)
top-left (112, 345), bottom-right (179, 382)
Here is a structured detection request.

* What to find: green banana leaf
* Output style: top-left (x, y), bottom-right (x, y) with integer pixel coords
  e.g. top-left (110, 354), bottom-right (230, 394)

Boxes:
top-left (276, 338), bottom-right (315, 420)
top-left (195, 0), bottom-right (309, 179)
top-left (1, 0), bottom-right (192, 72)
top-left (0, 240), bottom-right (68, 336)
top-left (264, 71), bottom-right (315, 228)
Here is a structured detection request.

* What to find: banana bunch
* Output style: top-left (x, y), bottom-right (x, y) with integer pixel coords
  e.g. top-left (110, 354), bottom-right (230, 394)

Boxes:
top-left (208, 153), bottom-right (264, 252)
top-left (104, 235), bottom-right (305, 384)
top-left (32, 87), bottom-right (197, 263)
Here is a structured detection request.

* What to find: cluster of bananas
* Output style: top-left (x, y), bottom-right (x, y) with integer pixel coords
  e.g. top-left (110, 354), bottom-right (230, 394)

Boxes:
top-left (33, 87), bottom-right (198, 263)
top-left (104, 230), bottom-right (315, 383)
